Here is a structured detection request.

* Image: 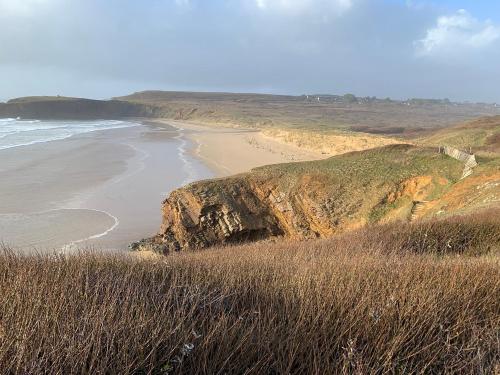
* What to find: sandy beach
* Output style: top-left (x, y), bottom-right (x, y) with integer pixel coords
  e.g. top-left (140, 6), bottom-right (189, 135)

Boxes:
top-left (0, 119), bottom-right (326, 252)
top-left (150, 119), bottom-right (326, 176)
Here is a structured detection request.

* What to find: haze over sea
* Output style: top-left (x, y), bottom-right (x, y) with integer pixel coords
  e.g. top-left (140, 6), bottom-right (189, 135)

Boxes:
top-left (0, 118), bottom-right (212, 251)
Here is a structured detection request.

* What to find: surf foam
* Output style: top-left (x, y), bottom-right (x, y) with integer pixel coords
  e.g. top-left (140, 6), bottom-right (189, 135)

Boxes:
top-left (0, 118), bottom-right (139, 150)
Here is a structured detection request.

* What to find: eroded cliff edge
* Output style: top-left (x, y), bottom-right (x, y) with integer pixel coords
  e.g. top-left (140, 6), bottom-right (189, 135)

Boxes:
top-left (135, 143), bottom-right (500, 254)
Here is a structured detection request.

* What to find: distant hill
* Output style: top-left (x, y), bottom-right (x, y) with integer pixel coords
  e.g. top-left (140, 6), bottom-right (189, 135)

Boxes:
top-left (2, 91), bottom-right (499, 133)
top-left (117, 90), bottom-right (500, 135)
top-left (6, 96), bottom-right (81, 104)
top-left (0, 96), bottom-right (156, 120)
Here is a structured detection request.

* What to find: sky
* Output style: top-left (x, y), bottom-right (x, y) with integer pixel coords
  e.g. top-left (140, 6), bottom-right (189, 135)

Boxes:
top-left (0, 0), bottom-right (499, 102)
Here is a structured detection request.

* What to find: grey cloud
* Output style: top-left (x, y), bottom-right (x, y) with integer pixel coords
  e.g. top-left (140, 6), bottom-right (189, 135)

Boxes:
top-left (0, 0), bottom-right (498, 102)
top-left (415, 9), bottom-right (500, 58)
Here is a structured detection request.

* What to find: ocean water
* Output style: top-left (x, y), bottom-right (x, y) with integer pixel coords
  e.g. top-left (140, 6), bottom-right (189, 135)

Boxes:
top-left (0, 118), bottom-right (213, 250)
top-left (0, 118), bottom-right (139, 150)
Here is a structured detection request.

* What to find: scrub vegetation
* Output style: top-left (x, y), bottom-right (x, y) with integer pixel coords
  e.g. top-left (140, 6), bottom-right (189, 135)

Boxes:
top-left (0, 210), bottom-right (498, 374)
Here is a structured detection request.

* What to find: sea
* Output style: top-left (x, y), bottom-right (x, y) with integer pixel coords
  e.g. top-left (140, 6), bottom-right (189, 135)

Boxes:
top-left (0, 118), bottom-right (136, 150)
top-left (0, 118), bottom-right (212, 251)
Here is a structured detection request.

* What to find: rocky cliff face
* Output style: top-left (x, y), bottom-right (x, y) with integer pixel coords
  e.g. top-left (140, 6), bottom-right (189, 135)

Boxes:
top-left (154, 180), bottom-right (285, 253)
top-left (138, 145), bottom-right (481, 254)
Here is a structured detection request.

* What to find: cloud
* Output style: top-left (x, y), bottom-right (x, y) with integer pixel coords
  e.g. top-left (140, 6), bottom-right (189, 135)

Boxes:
top-left (174, 0), bottom-right (191, 8)
top-left (415, 9), bottom-right (500, 57)
top-left (0, 0), bottom-right (499, 102)
top-left (254, 0), bottom-right (352, 15)
top-left (0, 0), bottom-right (55, 15)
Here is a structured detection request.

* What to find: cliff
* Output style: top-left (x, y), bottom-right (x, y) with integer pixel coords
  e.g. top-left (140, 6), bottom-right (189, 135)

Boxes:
top-left (137, 144), bottom-right (495, 254)
top-left (0, 96), bottom-right (158, 120)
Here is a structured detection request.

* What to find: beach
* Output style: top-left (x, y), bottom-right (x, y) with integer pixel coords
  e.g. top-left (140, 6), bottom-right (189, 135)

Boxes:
top-left (151, 119), bottom-right (325, 176)
top-left (0, 119), bottom-right (326, 252)
top-left (0, 121), bottom-right (212, 251)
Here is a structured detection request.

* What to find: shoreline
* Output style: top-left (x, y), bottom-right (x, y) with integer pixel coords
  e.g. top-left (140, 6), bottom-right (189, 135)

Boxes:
top-left (62, 208), bottom-right (120, 251)
top-left (63, 119), bottom-right (330, 250)
top-left (146, 119), bottom-right (328, 177)
top-left (67, 123), bottom-right (212, 251)
top-left (0, 122), bottom-right (212, 252)
top-left (78, 119), bottom-right (331, 251)
top-left (142, 118), bottom-right (406, 177)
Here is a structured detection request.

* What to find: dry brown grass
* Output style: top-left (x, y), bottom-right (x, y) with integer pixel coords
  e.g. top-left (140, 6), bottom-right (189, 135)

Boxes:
top-left (0, 212), bottom-right (499, 374)
top-left (261, 128), bottom-right (404, 156)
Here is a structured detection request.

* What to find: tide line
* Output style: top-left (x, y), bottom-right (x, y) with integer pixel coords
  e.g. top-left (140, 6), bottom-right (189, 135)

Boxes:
top-left (57, 208), bottom-right (120, 253)
top-left (175, 127), bottom-right (199, 186)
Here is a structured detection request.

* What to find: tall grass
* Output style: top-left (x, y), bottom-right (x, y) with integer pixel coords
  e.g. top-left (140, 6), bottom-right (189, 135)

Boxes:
top-left (0, 212), bottom-right (498, 374)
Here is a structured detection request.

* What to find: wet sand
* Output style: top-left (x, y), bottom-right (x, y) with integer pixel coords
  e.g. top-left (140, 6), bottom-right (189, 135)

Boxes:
top-left (0, 123), bottom-right (212, 251)
top-left (0, 209), bottom-right (116, 251)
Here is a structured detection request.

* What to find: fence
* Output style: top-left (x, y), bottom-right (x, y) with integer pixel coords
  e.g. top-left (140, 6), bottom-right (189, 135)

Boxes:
top-left (439, 146), bottom-right (478, 179)
top-left (409, 146), bottom-right (478, 221)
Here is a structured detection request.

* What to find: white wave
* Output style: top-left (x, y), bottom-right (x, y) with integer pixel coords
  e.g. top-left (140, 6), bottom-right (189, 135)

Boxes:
top-left (15, 119), bottom-right (41, 124)
top-left (74, 209), bottom-right (119, 241)
top-left (0, 123), bottom-right (62, 136)
top-left (0, 119), bottom-right (140, 151)
top-left (59, 208), bottom-right (120, 253)
top-left (0, 133), bottom-right (75, 150)
top-left (175, 127), bottom-right (198, 186)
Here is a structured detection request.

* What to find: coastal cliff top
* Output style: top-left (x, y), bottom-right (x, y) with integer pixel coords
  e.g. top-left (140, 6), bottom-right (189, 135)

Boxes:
top-left (6, 96), bottom-right (87, 104)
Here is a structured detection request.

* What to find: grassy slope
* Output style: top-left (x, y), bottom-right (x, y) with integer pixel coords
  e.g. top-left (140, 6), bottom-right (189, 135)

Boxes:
top-left (258, 135), bottom-right (499, 220)
top-left (195, 118), bottom-right (500, 224)
top-left (1, 211), bottom-right (498, 374)
top-left (188, 145), bottom-right (464, 230)
top-left (261, 144), bottom-right (461, 218)
top-left (252, 144), bottom-right (461, 187)
top-left (158, 132), bottom-right (498, 251)
top-left (420, 115), bottom-right (500, 154)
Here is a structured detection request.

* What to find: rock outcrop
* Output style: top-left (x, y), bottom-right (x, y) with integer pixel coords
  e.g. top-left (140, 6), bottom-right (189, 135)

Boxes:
top-left (156, 180), bottom-right (284, 252)
top-left (139, 145), bottom-right (477, 254)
